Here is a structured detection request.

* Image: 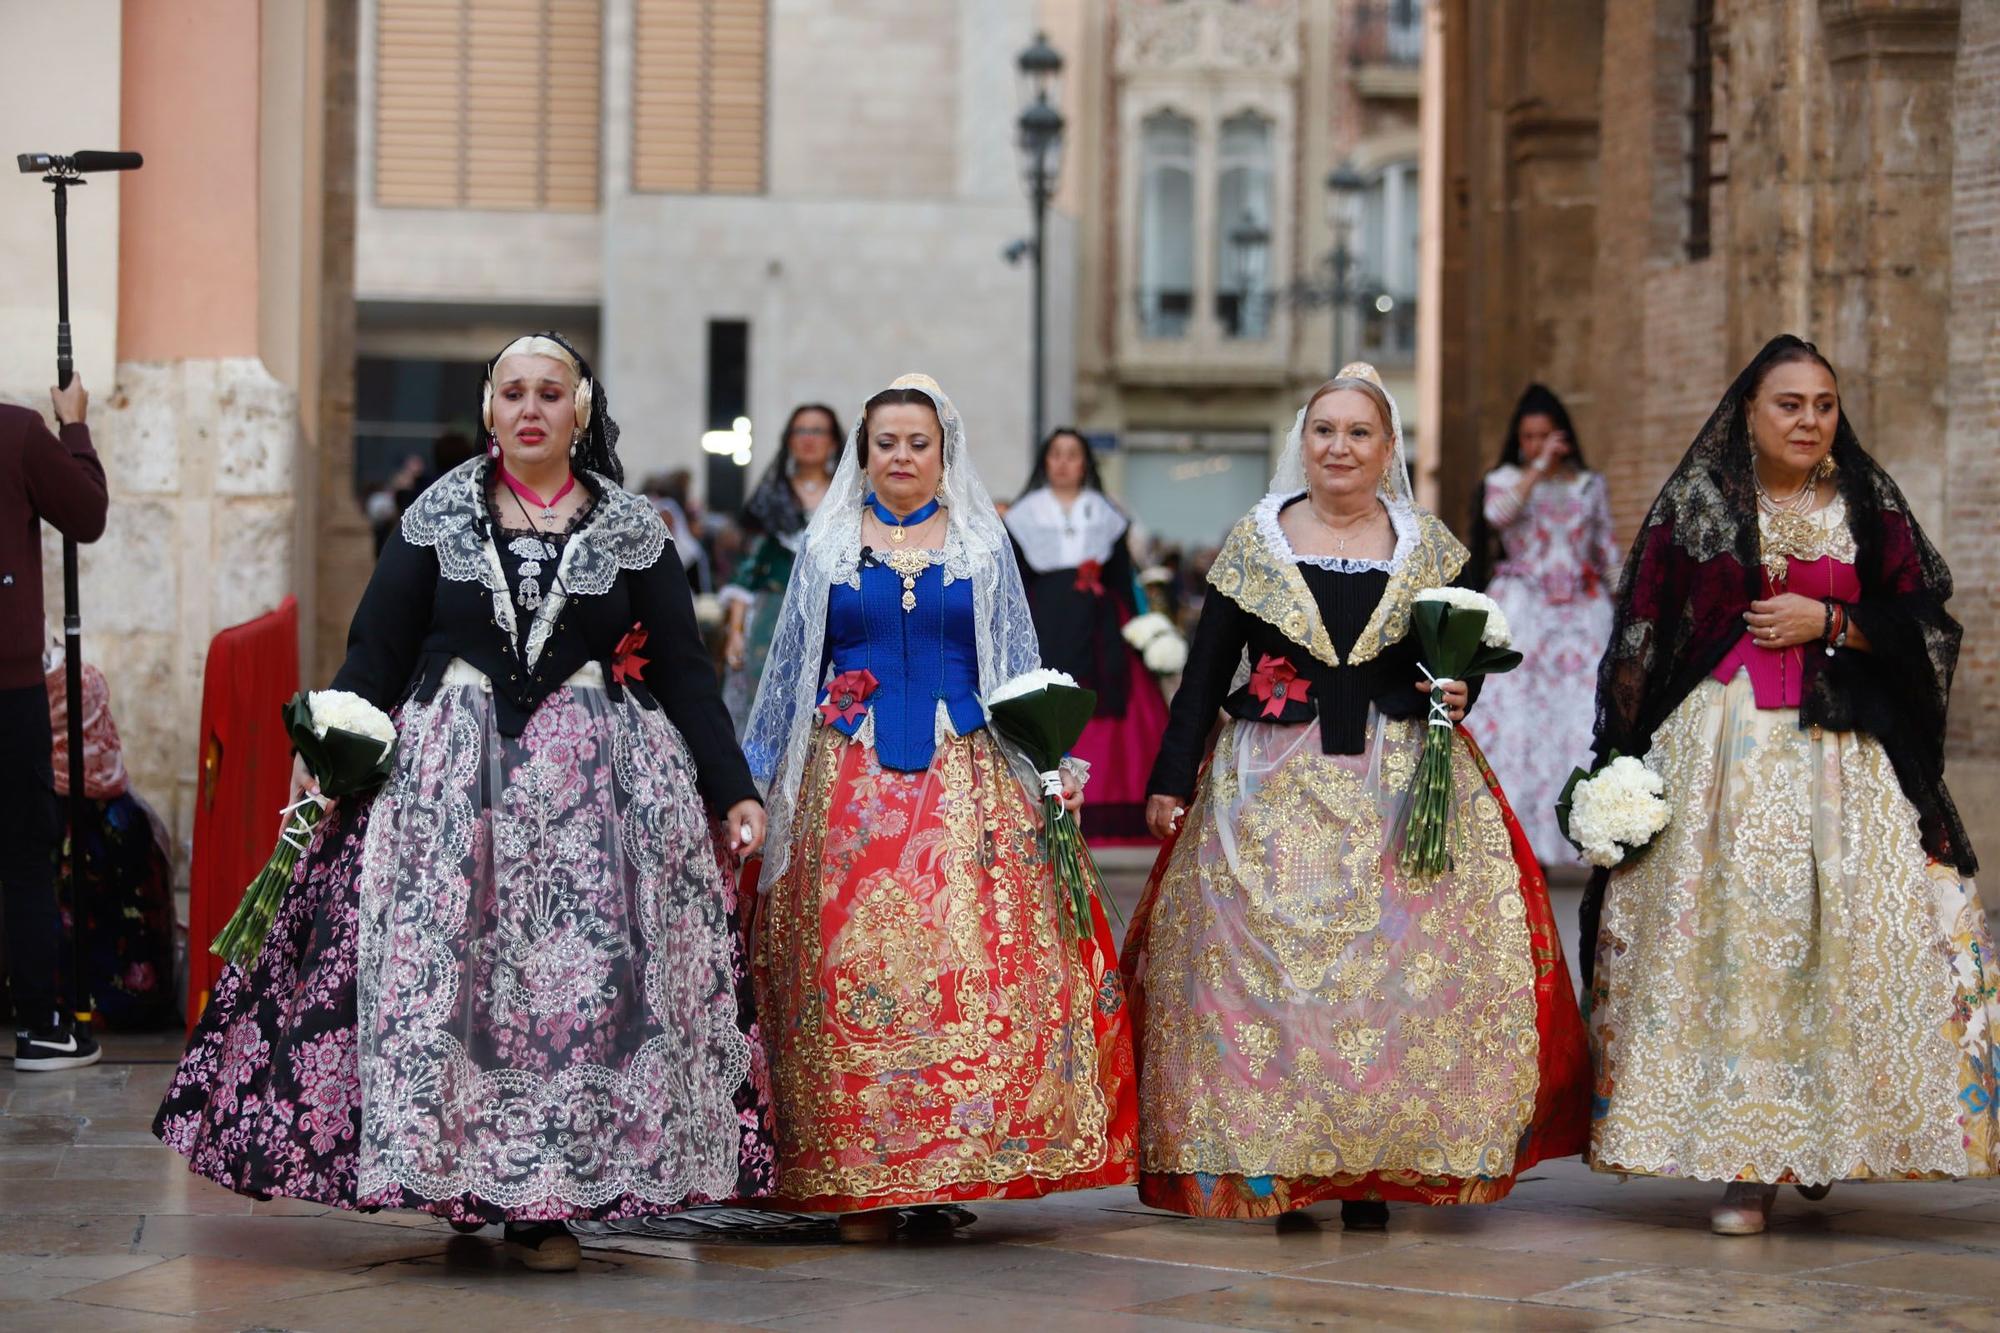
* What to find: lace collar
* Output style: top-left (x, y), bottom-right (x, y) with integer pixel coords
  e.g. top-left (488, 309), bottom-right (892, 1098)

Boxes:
top-left (1209, 495), bottom-right (1468, 667)
top-left (401, 458), bottom-right (669, 665)
top-left (1005, 487), bottom-right (1130, 572)
top-left (1254, 491), bottom-right (1417, 574)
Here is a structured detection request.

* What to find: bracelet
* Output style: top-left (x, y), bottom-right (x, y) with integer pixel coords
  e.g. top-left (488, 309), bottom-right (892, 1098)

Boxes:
top-left (1821, 599), bottom-right (1834, 645)
top-left (1823, 600), bottom-right (1847, 657)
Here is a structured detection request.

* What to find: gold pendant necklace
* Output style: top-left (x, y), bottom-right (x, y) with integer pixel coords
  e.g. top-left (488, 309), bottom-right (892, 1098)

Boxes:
top-left (880, 548), bottom-right (935, 613)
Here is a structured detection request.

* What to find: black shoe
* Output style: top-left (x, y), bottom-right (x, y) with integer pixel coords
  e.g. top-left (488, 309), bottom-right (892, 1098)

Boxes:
top-left (503, 1222), bottom-right (581, 1271)
top-left (14, 1015), bottom-right (101, 1072)
top-left (1340, 1200), bottom-right (1389, 1231)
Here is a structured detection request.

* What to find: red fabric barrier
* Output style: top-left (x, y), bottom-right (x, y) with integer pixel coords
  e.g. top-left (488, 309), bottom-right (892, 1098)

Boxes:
top-left (186, 596), bottom-right (299, 1032)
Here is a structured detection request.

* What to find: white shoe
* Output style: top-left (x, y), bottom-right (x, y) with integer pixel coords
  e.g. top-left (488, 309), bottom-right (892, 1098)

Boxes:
top-left (1710, 1182), bottom-right (1778, 1235)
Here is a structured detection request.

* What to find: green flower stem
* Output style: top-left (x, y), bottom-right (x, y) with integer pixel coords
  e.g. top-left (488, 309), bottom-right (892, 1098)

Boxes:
top-left (1397, 693), bottom-right (1458, 879)
top-left (1044, 800), bottom-right (1118, 939)
top-left (210, 802), bottom-right (324, 969)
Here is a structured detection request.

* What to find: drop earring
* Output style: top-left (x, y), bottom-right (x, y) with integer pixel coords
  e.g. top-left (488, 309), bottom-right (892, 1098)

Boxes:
top-left (487, 433), bottom-right (501, 460)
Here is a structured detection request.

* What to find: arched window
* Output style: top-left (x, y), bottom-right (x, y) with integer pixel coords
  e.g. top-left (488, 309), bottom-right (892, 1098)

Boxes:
top-left (1138, 110), bottom-right (1196, 339)
top-left (1215, 111), bottom-right (1273, 340)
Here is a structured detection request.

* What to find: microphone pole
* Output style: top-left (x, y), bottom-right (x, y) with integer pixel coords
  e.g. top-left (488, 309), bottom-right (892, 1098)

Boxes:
top-left (51, 168), bottom-right (89, 1035)
top-left (18, 149), bottom-right (144, 1034)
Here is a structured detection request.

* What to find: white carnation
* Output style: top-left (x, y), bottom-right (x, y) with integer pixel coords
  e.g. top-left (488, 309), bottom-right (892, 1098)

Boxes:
top-left (1121, 612), bottom-right (1177, 651)
top-left (1569, 756), bottom-right (1669, 868)
top-left (693, 593), bottom-right (725, 631)
top-left (1413, 586), bottom-right (1512, 649)
top-left (307, 689), bottom-right (397, 758)
top-left (1142, 631), bottom-right (1189, 675)
top-left (985, 668), bottom-right (1081, 706)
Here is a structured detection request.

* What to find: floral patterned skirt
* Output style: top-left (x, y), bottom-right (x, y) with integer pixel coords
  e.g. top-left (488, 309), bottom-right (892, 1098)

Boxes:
top-left (154, 681), bottom-right (775, 1221)
top-left (1121, 715), bottom-right (1591, 1218)
top-left (1590, 672), bottom-right (1999, 1185)
top-left (1463, 574), bottom-right (1612, 868)
top-left (752, 724), bottom-right (1137, 1212)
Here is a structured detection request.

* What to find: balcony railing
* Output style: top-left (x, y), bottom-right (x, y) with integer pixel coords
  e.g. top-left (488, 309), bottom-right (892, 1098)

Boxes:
top-left (1137, 288), bottom-right (1196, 339)
top-left (1349, 0), bottom-right (1423, 69)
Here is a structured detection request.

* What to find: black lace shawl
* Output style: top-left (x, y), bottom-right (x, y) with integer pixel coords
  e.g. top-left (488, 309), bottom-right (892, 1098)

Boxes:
top-left (1579, 335), bottom-right (1974, 982)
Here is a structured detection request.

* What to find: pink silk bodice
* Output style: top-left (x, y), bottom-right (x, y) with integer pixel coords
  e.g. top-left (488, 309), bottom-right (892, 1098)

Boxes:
top-left (1713, 555), bottom-right (1863, 708)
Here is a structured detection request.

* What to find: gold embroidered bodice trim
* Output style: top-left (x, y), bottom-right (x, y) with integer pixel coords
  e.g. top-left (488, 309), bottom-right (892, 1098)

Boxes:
top-left (1206, 505), bottom-right (1469, 666)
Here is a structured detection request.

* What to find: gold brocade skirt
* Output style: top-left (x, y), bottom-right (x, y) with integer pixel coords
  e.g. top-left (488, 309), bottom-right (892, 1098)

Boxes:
top-left (751, 725), bottom-right (1137, 1212)
top-left (1120, 713), bottom-right (1592, 1215)
top-left (1590, 671), bottom-right (2000, 1184)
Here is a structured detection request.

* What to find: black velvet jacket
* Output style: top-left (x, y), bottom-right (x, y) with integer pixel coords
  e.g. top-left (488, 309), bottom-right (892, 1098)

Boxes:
top-left (1149, 495), bottom-right (1479, 801)
top-left (329, 459), bottom-right (757, 812)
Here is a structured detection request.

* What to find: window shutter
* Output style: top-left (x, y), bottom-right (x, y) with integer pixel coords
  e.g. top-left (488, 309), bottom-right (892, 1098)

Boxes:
top-left (375, 0), bottom-right (602, 211)
top-left (633, 0), bottom-right (767, 194)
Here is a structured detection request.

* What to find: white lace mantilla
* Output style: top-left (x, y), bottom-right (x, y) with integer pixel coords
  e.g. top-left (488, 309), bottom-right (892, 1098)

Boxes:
top-left (400, 459), bottom-right (670, 667)
top-left (1256, 491), bottom-right (1417, 574)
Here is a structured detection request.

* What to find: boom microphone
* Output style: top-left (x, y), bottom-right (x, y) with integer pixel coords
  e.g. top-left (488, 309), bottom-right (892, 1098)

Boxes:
top-left (16, 151), bottom-right (144, 175)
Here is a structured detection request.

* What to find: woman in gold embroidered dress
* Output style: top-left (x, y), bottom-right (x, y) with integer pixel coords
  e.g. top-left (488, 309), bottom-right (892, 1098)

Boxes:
top-left (1584, 336), bottom-right (1997, 1235)
top-left (1123, 365), bottom-right (1590, 1231)
top-left (741, 375), bottom-right (1137, 1243)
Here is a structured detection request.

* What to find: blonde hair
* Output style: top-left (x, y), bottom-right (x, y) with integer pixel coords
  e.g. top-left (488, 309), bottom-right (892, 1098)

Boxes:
top-left (481, 335), bottom-right (594, 434)
top-left (1305, 372), bottom-right (1393, 436)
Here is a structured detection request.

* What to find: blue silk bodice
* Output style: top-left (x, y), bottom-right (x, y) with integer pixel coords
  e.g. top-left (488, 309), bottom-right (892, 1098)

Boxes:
top-left (821, 551), bottom-right (985, 771)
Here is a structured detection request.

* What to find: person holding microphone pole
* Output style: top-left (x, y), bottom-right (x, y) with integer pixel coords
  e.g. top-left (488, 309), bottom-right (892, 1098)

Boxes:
top-left (6, 148), bottom-right (140, 1069)
top-left (0, 375), bottom-right (106, 1070)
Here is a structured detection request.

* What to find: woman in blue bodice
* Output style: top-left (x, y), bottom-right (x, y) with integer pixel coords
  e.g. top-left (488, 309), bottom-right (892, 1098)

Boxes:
top-left (742, 373), bottom-right (1138, 1242)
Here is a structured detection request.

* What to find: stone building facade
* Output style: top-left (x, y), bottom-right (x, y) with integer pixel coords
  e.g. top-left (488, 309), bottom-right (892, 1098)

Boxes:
top-left (356, 0), bottom-right (1077, 503)
top-left (1068, 0), bottom-right (1429, 548)
top-left (1431, 0), bottom-right (2000, 898)
top-left (2, 0), bottom-right (364, 857)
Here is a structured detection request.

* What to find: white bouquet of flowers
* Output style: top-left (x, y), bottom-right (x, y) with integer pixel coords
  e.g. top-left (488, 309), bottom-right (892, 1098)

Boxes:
top-left (1556, 753), bottom-right (1671, 868)
top-left (211, 689), bottom-right (397, 967)
top-left (984, 669), bottom-right (1107, 938)
top-left (1121, 611), bottom-right (1189, 677)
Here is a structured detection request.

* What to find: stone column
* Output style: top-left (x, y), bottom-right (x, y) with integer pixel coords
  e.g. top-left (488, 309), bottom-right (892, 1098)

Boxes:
top-left (313, 0), bottom-right (369, 687)
top-left (1813, 0), bottom-right (1961, 525)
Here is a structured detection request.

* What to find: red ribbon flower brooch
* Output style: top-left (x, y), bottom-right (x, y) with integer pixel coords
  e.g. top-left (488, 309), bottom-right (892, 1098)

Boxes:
top-left (1248, 653), bottom-right (1309, 719)
top-left (1074, 559), bottom-right (1105, 595)
top-left (819, 668), bottom-right (880, 727)
top-left (611, 622), bottom-right (650, 686)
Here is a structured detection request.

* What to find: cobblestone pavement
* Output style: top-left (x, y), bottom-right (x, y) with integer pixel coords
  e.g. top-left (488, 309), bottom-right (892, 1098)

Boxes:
top-left (4, 853), bottom-right (1995, 1331)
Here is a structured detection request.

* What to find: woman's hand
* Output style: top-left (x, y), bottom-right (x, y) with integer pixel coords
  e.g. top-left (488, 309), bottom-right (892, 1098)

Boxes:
top-left (1145, 793), bottom-right (1186, 841)
top-left (724, 800), bottom-right (766, 858)
top-left (1060, 767), bottom-right (1085, 816)
top-left (1744, 594), bottom-right (1826, 650)
top-left (1413, 677), bottom-right (1470, 722)
top-left (723, 624), bottom-right (747, 672)
top-left (285, 754), bottom-right (330, 831)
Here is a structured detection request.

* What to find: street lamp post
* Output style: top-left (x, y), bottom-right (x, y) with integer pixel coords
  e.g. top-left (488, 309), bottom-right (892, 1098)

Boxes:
top-left (1320, 162), bottom-right (1368, 375)
top-left (1016, 31), bottom-right (1065, 455)
top-left (1227, 162), bottom-right (1382, 378)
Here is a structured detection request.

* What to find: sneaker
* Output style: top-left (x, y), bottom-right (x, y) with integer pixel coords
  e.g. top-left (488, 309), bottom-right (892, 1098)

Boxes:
top-left (15, 1016), bottom-right (102, 1072)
